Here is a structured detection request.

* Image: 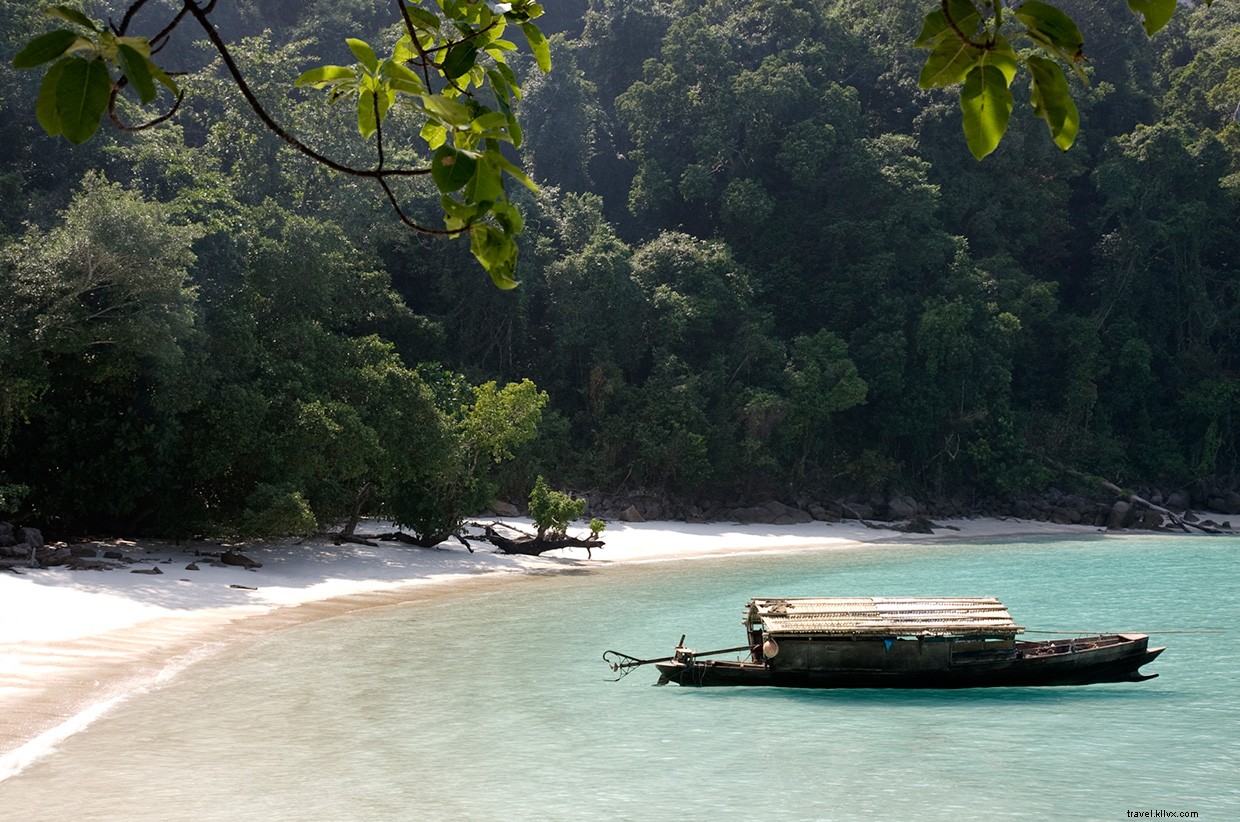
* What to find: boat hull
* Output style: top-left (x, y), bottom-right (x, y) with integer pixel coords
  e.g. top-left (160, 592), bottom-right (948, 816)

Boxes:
top-left (655, 634), bottom-right (1164, 689)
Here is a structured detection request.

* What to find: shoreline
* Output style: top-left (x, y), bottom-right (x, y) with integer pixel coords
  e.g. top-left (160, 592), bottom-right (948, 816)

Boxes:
top-left (0, 517), bottom-right (1101, 780)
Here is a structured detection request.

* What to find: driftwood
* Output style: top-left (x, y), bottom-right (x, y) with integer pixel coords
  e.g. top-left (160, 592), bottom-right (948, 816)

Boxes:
top-left (478, 523), bottom-right (604, 558)
top-left (1095, 479), bottom-right (1226, 535)
top-left (1041, 454), bottom-right (1229, 535)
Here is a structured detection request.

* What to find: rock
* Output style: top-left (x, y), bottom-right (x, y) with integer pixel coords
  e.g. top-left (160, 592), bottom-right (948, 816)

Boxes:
top-left (103, 550), bottom-right (124, 560)
top-left (840, 501), bottom-right (873, 520)
top-left (131, 566), bottom-right (164, 575)
top-left (887, 493), bottom-right (918, 520)
top-left (0, 542), bottom-right (31, 559)
top-left (898, 516), bottom-right (935, 534)
top-left (70, 546), bottom-right (98, 558)
top-left (808, 503), bottom-right (840, 523)
top-left (19, 527), bottom-right (43, 552)
top-left (221, 550), bottom-right (262, 569)
top-left (185, 562), bottom-right (200, 571)
top-left (490, 500), bottom-right (520, 517)
top-left (1136, 509), bottom-right (1165, 529)
top-left (37, 546), bottom-right (71, 566)
top-left (766, 501), bottom-right (812, 524)
top-left (1208, 491), bottom-right (1240, 515)
top-left (1165, 489), bottom-right (1191, 511)
top-left (620, 505), bottom-right (645, 523)
top-left (1107, 501), bottom-right (1134, 530)
top-left (0, 522), bottom-right (15, 547)
top-left (728, 506), bottom-right (769, 523)
top-left (66, 557), bottom-right (112, 571)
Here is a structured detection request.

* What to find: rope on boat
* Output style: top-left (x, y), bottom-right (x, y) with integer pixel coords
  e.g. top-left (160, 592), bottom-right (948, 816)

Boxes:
top-left (603, 642), bottom-right (753, 681)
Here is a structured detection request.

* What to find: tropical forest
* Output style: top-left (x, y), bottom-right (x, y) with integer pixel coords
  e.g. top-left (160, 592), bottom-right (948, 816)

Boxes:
top-left (1, 0), bottom-right (1238, 540)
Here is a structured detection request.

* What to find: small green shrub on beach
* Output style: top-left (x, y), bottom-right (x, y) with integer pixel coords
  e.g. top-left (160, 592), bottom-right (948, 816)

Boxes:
top-left (529, 476), bottom-right (586, 540)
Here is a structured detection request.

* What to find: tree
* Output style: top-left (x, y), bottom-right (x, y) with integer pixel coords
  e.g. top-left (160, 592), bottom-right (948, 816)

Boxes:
top-left (0, 172), bottom-right (200, 528)
top-left (528, 474), bottom-right (585, 539)
top-left (12, 1), bottom-right (553, 285)
top-left (387, 375), bottom-right (548, 545)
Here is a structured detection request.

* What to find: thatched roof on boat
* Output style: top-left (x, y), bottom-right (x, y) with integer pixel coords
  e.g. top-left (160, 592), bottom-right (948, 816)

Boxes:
top-left (748, 597), bottom-right (1023, 638)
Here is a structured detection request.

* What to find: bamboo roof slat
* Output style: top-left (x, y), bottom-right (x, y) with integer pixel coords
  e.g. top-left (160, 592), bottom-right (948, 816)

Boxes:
top-left (747, 597), bottom-right (1024, 637)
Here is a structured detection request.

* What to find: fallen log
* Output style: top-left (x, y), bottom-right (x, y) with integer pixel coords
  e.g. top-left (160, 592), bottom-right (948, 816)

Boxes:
top-left (1039, 453), bottom-right (1230, 535)
top-left (479, 524), bottom-right (604, 558)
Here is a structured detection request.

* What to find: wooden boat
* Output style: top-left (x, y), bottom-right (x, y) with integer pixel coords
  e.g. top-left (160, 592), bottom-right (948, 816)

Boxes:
top-left (604, 597), bottom-right (1165, 688)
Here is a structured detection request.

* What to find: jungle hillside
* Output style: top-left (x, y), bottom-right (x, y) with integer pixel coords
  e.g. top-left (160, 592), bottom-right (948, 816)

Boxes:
top-left (1, 0), bottom-right (1238, 537)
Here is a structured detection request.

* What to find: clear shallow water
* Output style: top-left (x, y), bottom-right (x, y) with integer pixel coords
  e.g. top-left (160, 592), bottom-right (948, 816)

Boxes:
top-left (2, 535), bottom-right (1238, 821)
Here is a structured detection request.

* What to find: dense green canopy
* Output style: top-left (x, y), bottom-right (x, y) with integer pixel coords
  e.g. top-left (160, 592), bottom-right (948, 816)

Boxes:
top-left (1, 1), bottom-right (1237, 535)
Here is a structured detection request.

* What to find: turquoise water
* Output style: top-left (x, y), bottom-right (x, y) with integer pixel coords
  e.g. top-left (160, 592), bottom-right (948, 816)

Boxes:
top-left (2, 535), bottom-right (1238, 820)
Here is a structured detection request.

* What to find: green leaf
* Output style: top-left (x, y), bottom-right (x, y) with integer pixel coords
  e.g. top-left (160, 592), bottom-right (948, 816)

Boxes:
top-left (1126, 0), bottom-right (1176, 36)
top-left (915, 0), bottom-right (982, 47)
top-left (421, 94), bottom-right (473, 127)
top-left (115, 36), bottom-right (151, 58)
top-left (35, 58), bottom-right (67, 135)
top-left (1027, 55), bottom-right (1080, 150)
top-left (440, 194), bottom-right (487, 229)
top-left (960, 64), bottom-right (1012, 160)
top-left (45, 4), bottom-right (99, 32)
top-left (466, 154), bottom-right (504, 203)
top-left (493, 153), bottom-right (538, 192)
top-left (490, 200), bottom-right (524, 235)
top-left (983, 37), bottom-right (1019, 87)
top-left (346, 38), bottom-right (379, 73)
top-left (295, 65), bottom-right (356, 87)
top-left (381, 60), bottom-right (425, 94)
top-left (55, 57), bottom-right (111, 144)
top-left (12, 29), bottom-right (79, 69)
top-left (470, 223), bottom-right (519, 289)
top-left (116, 43), bottom-right (156, 104)
top-left (405, 5), bottom-right (441, 29)
top-left (520, 22), bottom-right (550, 73)
top-left (148, 60), bottom-right (177, 93)
top-left (918, 33), bottom-right (982, 88)
top-left (431, 144), bottom-right (478, 192)
top-left (443, 43), bottom-right (477, 80)
top-left (421, 121), bottom-right (448, 149)
top-left (357, 88), bottom-right (390, 138)
top-left (1014, 1), bottom-right (1085, 60)
top-left (471, 110), bottom-right (510, 132)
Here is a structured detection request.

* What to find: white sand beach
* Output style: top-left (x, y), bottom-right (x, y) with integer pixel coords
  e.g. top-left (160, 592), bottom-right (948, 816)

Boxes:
top-left (0, 517), bottom-right (1097, 781)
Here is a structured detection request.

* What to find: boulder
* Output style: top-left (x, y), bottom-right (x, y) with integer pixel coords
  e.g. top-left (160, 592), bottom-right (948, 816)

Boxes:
top-left (103, 550), bottom-right (124, 560)
top-left (765, 501), bottom-right (811, 524)
top-left (1107, 501), bottom-right (1134, 530)
top-left (886, 493), bottom-right (918, 520)
top-left (19, 527), bottom-right (43, 552)
top-left (808, 503), bottom-right (840, 523)
top-left (0, 522), bottom-right (15, 547)
top-left (70, 546), bottom-right (98, 558)
top-left (185, 562), bottom-right (200, 571)
top-left (131, 566), bottom-right (164, 575)
top-left (1136, 508), bottom-right (1165, 530)
top-left (728, 506), bottom-right (770, 523)
top-left (620, 505), bottom-right (645, 523)
top-left (221, 550), bottom-right (262, 569)
top-left (36, 546), bottom-right (71, 566)
top-left (489, 500), bottom-right (520, 517)
top-left (840, 501), bottom-right (873, 520)
top-left (1207, 491), bottom-right (1240, 515)
top-left (66, 557), bottom-right (112, 570)
top-left (1165, 489), bottom-right (1191, 512)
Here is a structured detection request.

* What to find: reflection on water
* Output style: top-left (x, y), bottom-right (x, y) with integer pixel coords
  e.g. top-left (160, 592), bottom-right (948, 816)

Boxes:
top-left (2, 535), bottom-right (1238, 821)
